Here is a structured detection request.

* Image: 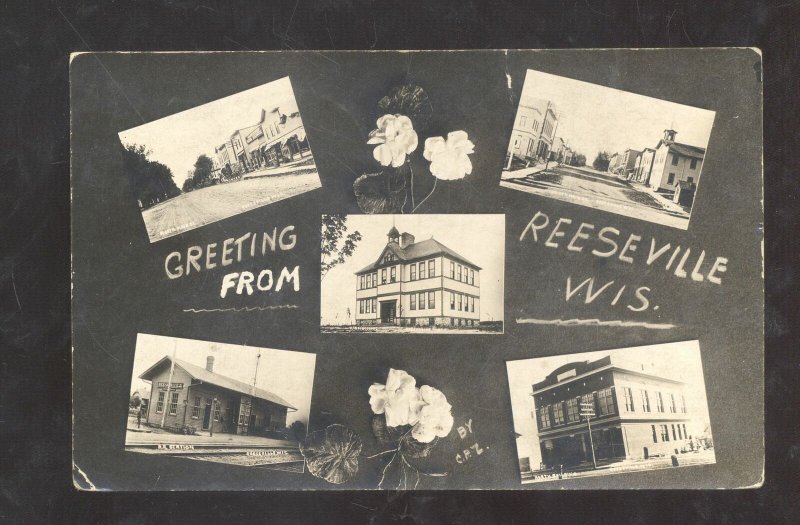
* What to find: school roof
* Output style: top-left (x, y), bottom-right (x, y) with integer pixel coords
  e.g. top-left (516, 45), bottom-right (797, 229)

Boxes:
top-left (533, 355), bottom-right (685, 393)
top-left (356, 237), bottom-right (482, 274)
top-left (139, 356), bottom-right (297, 411)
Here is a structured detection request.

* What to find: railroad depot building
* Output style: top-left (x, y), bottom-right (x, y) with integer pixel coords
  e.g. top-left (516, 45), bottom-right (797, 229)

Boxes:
top-left (531, 354), bottom-right (698, 470)
top-left (354, 227), bottom-right (481, 327)
top-left (139, 355), bottom-right (296, 437)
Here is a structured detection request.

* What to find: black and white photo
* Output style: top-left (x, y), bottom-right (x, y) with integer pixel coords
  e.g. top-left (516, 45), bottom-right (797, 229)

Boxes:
top-left (118, 76), bottom-right (321, 242)
top-left (501, 70), bottom-right (715, 229)
top-left (320, 214), bottom-right (505, 333)
top-left (125, 334), bottom-right (316, 471)
top-left (506, 341), bottom-right (715, 484)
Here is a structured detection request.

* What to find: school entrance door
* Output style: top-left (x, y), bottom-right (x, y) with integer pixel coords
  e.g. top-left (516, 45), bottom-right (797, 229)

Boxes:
top-left (380, 300), bottom-right (397, 324)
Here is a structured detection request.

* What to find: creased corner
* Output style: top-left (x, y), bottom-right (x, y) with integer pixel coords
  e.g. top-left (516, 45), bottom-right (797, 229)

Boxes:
top-left (72, 462), bottom-right (98, 491)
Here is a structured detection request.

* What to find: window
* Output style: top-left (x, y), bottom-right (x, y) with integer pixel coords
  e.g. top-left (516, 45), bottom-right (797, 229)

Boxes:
top-left (428, 291), bottom-right (435, 309)
top-left (360, 275), bottom-right (365, 289)
top-left (458, 294), bottom-right (462, 311)
top-left (156, 391), bottom-right (165, 413)
top-left (457, 265), bottom-right (462, 282)
top-left (597, 388), bottom-right (615, 415)
top-left (669, 393), bottom-right (676, 413)
top-left (381, 269), bottom-right (387, 284)
top-left (519, 115), bottom-right (527, 127)
top-left (678, 425), bottom-right (683, 440)
top-left (390, 267), bottom-right (396, 283)
top-left (214, 402), bottom-right (220, 421)
top-left (450, 292), bottom-right (455, 309)
top-left (671, 154), bottom-right (679, 166)
top-left (656, 391), bottom-right (664, 413)
top-left (640, 390), bottom-right (651, 412)
top-left (418, 292), bottom-right (426, 310)
top-left (687, 176), bottom-right (694, 183)
top-left (169, 392), bottom-right (178, 416)
top-left (680, 395), bottom-right (687, 413)
top-left (428, 260), bottom-right (435, 277)
top-left (652, 425), bottom-right (658, 443)
top-left (419, 261), bottom-right (426, 279)
top-left (622, 387), bottom-right (635, 412)
top-left (470, 269), bottom-right (475, 285)
top-left (552, 402), bottom-right (565, 426)
top-left (667, 173), bottom-right (675, 185)
top-left (470, 296), bottom-right (475, 313)
top-left (672, 424), bottom-right (677, 440)
top-left (410, 294), bottom-right (416, 310)
top-left (192, 396), bottom-right (200, 418)
top-left (450, 262), bottom-right (455, 279)
top-left (683, 423), bottom-right (687, 438)
top-left (538, 406), bottom-right (551, 430)
top-left (660, 424), bottom-right (670, 441)
top-left (359, 300), bottom-right (364, 314)
top-left (372, 298), bottom-right (377, 313)
top-left (410, 264), bottom-right (416, 281)
top-left (566, 398), bottom-right (579, 423)
top-left (690, 158), bottom-right (698, 169)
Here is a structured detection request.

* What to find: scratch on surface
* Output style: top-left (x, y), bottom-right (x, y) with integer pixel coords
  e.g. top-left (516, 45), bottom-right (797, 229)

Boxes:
top-left (183, 305), bottom-right (299, 313)
top-left (516, 318), bottom-right (677, 329)
top-left (10, 267), bottom-right (21, 313)
top-left (73, 463), bottom-right (97, 490)
top-left (79, 316), bottom-right (120, 362)
top-left (503, 50), bottom-right (514, 103)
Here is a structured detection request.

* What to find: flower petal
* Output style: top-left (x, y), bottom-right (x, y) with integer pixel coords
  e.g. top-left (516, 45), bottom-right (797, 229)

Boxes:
top-left (394, 115), bottom-right (413, 131)
top-left (367, 129), bottom-right (386, 145)
top-left (423, 136), bottom-right (446, 161)
top-left (446, 130), bottom-right (470, 149)
top-left (376, 114), bottom-right (396, 130)
top-left (373, 143), bottom-right (394, 166)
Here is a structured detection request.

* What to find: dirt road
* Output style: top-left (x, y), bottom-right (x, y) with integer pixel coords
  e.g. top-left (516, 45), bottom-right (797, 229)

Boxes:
top-left (142, 171), bottom-right (320, 242)
top-left (501, 165), bottom-right (690, 229)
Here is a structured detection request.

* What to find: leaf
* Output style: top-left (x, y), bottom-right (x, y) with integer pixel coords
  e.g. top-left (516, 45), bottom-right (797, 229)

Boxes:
top-left (353, 169), bottom-right (407, 214)
top-left (400, 435), bottom-right (438, 459)
top-left (300, 424), bottom-right (362, 484)
top-left (371, 415), bottom-right (411, 445)
top-left (378, 85), bottom-right (433, 131)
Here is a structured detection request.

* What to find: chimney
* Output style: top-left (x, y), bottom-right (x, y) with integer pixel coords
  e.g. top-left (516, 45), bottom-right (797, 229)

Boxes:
top-left (206, 356), bottom-right (215, 373)
top-left (400, 232), bottom-right (415, 248)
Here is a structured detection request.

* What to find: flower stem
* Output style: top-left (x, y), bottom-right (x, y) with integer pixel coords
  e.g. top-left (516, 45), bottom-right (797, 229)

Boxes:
top-left (364, 449), bottom-right (397, 459)
top-left (412, 177), bottom-right (437, 213)
top-left (409, 163), bottom-right (416, 210)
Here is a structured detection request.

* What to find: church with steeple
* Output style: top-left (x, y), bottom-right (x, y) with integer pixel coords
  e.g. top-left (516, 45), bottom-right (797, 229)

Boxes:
top-left (354, 225), bottom-right (481, 328)
top-left (646, 129), bottom-right (707, 192)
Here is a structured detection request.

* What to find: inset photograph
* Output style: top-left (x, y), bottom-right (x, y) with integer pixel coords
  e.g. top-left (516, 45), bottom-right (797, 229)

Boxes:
top-left (118, 76), bottom-right (321, 242)
top-left (506, 341), bottom-right (715, 484)
top-left (320, 214), bottom-right (505, 333)
top-left (501, 70), bottom-right (715, 229)
top-left (126, 334), bottom-right (316, 471)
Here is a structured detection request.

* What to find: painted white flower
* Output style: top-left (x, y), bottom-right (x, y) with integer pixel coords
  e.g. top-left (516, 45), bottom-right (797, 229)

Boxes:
top-left (368, 368), bottom-right (422, 427)
top-left (368, 114), bottom-right (419, 168)
top-left (423, 130), bottom-right (475, 180)
top-left (410, 385), bottom-right (454, 443)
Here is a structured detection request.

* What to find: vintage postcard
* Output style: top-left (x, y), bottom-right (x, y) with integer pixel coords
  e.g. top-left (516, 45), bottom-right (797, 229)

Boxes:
top-left (507, 341), bottom-right (715, 484)
top-left (125, 334), bottom-right (316, 471)
top-left (320, 214), bottom-right (505, 333)
top-left (501, 69), bottom-right (715, 230)
top-left (118, 76), bottom-right (321, 242)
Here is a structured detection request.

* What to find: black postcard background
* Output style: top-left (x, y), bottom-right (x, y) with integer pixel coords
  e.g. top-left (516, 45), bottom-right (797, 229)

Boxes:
top-left (71, 49), bottom-right (763, 490)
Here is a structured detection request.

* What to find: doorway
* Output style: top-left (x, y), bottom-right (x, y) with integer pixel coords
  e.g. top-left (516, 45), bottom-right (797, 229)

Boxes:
top-left (380, 300), bottom-right (397, 324)
top-left (202, 399), bottom-right (212, 430)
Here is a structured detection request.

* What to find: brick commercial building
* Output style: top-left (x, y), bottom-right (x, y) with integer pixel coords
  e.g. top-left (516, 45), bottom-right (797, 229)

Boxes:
top-left (355, 227), bottom-right (481, 327)
top-left (531, 354), bottom-right (701, 470)
top-left (139, 354), bottom-right (296, 437)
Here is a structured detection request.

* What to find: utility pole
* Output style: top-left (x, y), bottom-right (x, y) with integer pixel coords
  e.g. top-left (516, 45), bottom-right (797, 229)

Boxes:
top-left (580, 401), bottom-right (598, 469)
top-left (160, 339), bottom-right (178, 429)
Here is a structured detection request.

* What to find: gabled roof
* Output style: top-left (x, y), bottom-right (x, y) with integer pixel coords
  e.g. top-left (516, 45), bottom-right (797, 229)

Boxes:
top-left (656, 140), bottom-right (706, 160)
top-left (139, 356), bottom-right (296, 411)
top-left (356, 238), bottom-right (481, 274)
